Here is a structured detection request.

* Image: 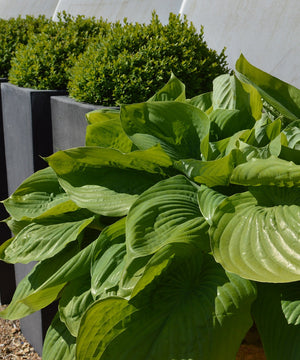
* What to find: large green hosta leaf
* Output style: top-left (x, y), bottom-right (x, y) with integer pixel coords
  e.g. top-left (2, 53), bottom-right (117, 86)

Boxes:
top-left (77, 245), bottom-right (256, 360)
top-left (234, 136), bottom-right (282, 161)
top-left (212, 73), bottom-right (261, 123)
top-left (210, 187), bottom-right (300, 282)
top-left (236, 54), bottom-right (300, 121)
top-left (0, 234), bottom-right (99, 320)
top-left (120, 101), bottom-right (210, 159)
top-left (175, 149), bottom-right (245, 187)
top-left (209, 108), bottom-right (252, 141)
top-left (230, 156), bottom-right (300, 187)
top-left (147, 72), bottom-right (186, 102)
top-left (245, 117), bottom-right (282, 147)
top-left (197, 186), bottom-right (227, 225)
top-left (0, 216), bottom-right (94, 263)
top-left (126, 175), bottom-right (210, 259)
top-left (3, 167), bottom-right (67, 220)
top-left (252, 282), bottom-right (300, 360)
top-left (91, 218), bottom-right (127, 300)
top-left (187, 92), bottom-right (212, 113)
top-left (47, 145), bottom-right (172, 217)
top-left (58, 275), bottom-right (94, 337)
top-left (281, 120), bottom-right (300, 150)
top-left (85, 109), bottom-right (134, 152)
top-left (43, 313), bottom-right (76, 360)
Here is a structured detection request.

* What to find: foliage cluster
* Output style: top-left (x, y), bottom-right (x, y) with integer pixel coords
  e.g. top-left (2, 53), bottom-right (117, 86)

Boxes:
top-left (8, 13), bottom-right (110, 90)
top-left (1, 55), bottom-right (299, 360)
top-left (68, 13), bottom-right (230, 106)
top-left (0, 15), bottom-right (50, 78)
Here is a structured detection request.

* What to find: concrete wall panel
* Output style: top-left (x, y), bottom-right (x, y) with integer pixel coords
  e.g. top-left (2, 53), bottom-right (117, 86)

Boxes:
top-left (0, 0), bottom-right (59, 18)
top-left (53, 0), bottom-right (183, 24)
top-left (180, 0), bottom-right (300, 87)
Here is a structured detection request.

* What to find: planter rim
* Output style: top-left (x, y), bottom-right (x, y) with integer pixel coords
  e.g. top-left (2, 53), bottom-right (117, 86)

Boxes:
top-left (51, 95), bottom-right (119, 110)
top-left (3, 82), bottom-right (67, 94)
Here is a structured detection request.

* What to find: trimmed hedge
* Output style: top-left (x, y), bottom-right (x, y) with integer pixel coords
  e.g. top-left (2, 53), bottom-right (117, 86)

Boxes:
top-left (68, 13), bottom-right (230, 105)
top-left (0, 15), bottom-right (50, 78)
top-left (8, 13), bottom-right (110, 90)
top-left (7, 12), bottom-right (230, 103)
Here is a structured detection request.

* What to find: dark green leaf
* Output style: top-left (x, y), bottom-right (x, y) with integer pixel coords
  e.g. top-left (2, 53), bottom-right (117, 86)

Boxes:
top-left (236, 54), bottom-right (300, 120)
top-left (120, 101), bottom-right (210, 159)
top-left (77, 246), bottom-right (256, 360)
top-left (126, 175), bottom-right (210, 259)
top-left (43, 312), bottom-right (76, 360)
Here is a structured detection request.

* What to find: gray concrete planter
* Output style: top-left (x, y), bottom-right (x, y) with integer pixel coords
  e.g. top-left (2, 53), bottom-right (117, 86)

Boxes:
top-left (2, 83), bottom-right (67, 193)
top-left (1, 82), bottom-right (66, 355)
top-left (0, 78), bottom-right (15, 305)
top-left (51, 95), bottom-right (118, 150)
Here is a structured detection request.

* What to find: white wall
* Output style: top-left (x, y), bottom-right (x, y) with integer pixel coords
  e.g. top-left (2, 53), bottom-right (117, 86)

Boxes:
top-left (180, 0), bottom-right (300, 87)
top-left (52, 0), bottom-right (183, 24)
top-left (1, 0), bottom-right (299, 88)
top-left (0, 0), bottom-right (59, 19)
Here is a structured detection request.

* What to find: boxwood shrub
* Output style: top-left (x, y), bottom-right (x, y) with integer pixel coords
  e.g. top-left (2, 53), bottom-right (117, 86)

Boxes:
top-left (0, 15), bottom-right (50, 78)
top-left (8, 13), bottom-right (110, 90)
top-left (68, 13), bottom-right (230, 106)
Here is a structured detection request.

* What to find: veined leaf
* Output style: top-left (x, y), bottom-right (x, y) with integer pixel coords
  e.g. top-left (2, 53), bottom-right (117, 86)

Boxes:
top-left (43, 313), bottom-right (76, 360)
top-left (201, 134), bottom-right (230, 161)
top-left (3, 167), bottom-right (67, 221)
top-left (280, 146), bottom-right (300, 165)
top-left (236, 135), bottom-right (282, 161)
top-left (0, 216), bottom-right (94, 263)
top-left (231, 156), bottom-right (300, 187)
top-left (209, 108), bottom-right (254, 141)
top-left (210, 187), bottom-right (300, 282)
top-left (91, 218), bottom-right (127, 300)
top-left (77, 246), bottom-right (256, 360)
top-left (212, 73), bottom-right (261, 124)
top-left (86, 108), bottom-right (120, 125)
top-left (281, 120), bottom-right (300, 150)
top-left (85, 109), bottom-right (133, 152)
top-left (197, 186), bottom-right (227, 225)
top-left (175, 149), bottom-right (245, 187)
top-left (236, 54), bottom-right (300, 120)
top-left (244, 117), bottom-right (281, 147)
top-left (0, 234), bottom-right (99, 320)
top-left (47, 145), bottom-right (172, 217)
top-left (126, 175), bottom-right (210, 259)
top-left (147, 72), bottom-right (186, 102)
top-left (252, 282), bottom-right (300, 360)
top-left (187, 91), bottom-right (213, 113)
top-left (4, 217), bottom-right (31, 235)
top-left (120, 101), bottom-right (210, 159)
top-left (58, 275), bottom-right (94, 337)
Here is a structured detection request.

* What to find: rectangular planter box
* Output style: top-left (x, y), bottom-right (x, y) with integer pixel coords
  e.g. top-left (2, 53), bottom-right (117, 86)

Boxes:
top-left (2, 83), bottom-right (67, 193)
top-left (0, 78), bottom-right (15, 305)
top-left (1, 82), bottom-right (67, 355)
top-left (51, 95), bottom-right (117, 150)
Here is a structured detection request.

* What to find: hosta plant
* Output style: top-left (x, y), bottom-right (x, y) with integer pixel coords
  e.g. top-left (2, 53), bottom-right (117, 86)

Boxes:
top-left (0, 54), bottom-right (299, 360)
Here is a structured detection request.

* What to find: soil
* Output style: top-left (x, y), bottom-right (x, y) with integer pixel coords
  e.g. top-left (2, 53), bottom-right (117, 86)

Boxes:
top-left (0, 304), bottom-right (265, 360)
top-left (236, 324), bottom-right (266, 360)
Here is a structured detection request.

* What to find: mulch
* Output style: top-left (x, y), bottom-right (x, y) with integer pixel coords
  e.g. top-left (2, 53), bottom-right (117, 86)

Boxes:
top-left (0, 306), bottom-right (41, 360)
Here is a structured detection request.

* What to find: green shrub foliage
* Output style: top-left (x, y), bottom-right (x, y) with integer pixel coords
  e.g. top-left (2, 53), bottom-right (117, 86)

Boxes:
top-left (68, 13), bottom-right (230, 105)
top-left (0, 15), bottom-right (50, 78)
top-left (1, 56), bottom-right (300, 359)
top-left (8, 13), bottom-right (110, 90)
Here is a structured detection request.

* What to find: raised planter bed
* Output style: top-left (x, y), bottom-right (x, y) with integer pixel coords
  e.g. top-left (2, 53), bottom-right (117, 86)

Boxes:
top-left (1, 82), bottom-right (66, 355)
top-left (0, 78), bottom-right (15, 305)
top-left (51, 95), bottom-right (118, 150)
